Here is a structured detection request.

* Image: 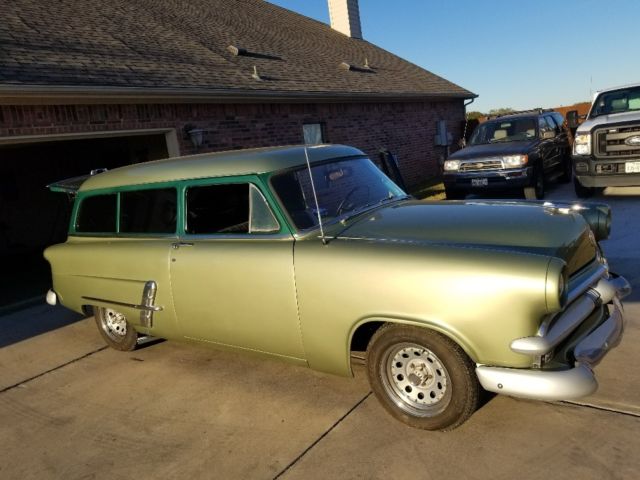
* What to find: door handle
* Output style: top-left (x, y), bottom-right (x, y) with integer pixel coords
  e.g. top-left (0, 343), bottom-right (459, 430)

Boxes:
top-left (171, 242), bottom-right (194, 249)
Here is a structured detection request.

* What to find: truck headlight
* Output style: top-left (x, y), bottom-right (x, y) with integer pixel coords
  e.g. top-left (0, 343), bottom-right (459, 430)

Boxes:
top-left (502, 154), bottom-right (528, 168)
top-left (444, 160), bottom-right (461, 172)
top-left (573, 133), bottom-right (592, 155)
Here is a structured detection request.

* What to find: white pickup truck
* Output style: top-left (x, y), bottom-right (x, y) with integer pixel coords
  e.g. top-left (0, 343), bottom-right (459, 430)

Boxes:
top-left (568, 83), bottom-right (640, 197)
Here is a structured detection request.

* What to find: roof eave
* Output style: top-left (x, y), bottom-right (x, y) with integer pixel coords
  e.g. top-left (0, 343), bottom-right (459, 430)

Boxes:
top-left (0, 84), bottom-right (477, 105)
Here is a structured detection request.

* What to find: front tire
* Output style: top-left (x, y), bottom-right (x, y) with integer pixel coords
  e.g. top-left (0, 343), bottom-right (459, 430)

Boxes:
top-left (94, 306), bottom-right (138, 351)
top-left (366, 324), bottom-right (480, 430)
top-left (574, 177), bottom-right (595, 198)
top-left (524, 167), bottom-right (545, 200)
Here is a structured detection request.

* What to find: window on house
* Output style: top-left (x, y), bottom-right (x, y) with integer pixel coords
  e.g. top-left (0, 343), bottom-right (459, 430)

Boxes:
top-left (303, 123), bottom-right (325, 145)
top-left (76, 194), bottom-right (117, 233)
top-left (185, 183), bottom-right (279, 235)
top-left (120, 188), bottom-right (177, 234)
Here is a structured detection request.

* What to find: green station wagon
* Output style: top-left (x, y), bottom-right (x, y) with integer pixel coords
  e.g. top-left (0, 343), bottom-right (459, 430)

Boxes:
top-left (44, 144), bottom-right (630, 430)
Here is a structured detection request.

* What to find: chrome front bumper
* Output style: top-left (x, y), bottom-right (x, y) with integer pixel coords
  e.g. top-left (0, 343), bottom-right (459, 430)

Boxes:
top-left (476, 273), bottom-right (630, 401)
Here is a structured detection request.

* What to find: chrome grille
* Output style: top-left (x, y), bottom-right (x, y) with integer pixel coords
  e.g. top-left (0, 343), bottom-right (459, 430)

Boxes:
top-left (459, 159), bottom-right (503, 172)
top-left (595, 125), bottom-right (640, 158)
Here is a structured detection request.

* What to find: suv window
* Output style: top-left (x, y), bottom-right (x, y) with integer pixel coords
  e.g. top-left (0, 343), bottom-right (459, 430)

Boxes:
top-left (76, 194), bottom-right (117, 233)
top-left (120, 188), bottom-right (177, 234)
top-left (185, 183), bottom-right (279, 235)
top-left (469, 117), bottom-right (537, 145)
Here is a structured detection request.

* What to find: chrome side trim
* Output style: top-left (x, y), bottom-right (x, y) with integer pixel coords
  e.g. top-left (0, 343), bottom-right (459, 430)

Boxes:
top-left (82, 296), bottom-right (163, 312)
top-left (82, 280), bottom-right (162, 328)
top-left (139, 281), bottom-right (159, 328)
top-left (476, 364), bottom-right (597, 400)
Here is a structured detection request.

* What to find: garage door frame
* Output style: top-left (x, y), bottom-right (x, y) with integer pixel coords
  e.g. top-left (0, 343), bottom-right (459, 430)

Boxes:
top-left (0, 128), bottom-right (180, 157)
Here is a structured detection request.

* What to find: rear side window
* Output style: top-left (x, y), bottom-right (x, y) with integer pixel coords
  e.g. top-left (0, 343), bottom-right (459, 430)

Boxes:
top-left (186, 183), bottom-right (279, 235)
top-left (120, 188), bottom-right (177, 234)
top-left (76, 194), bottom-right (117, 233)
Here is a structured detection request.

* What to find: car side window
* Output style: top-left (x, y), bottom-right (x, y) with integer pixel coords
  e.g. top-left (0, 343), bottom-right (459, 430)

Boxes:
top-left (76, 194), bottom-right (117, 233)
top-left (120, 188), bottom-right (177, 234)
top-left (185, 183), bottom-right (279, 235)
top-left (538, 117), bottom-right (552, 135)
top-left (544, 116), bottom-right (560, 134)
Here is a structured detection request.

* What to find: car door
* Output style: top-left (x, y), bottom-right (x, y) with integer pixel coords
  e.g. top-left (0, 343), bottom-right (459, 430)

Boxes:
top-left (169, 177), bottom-right (306, 362)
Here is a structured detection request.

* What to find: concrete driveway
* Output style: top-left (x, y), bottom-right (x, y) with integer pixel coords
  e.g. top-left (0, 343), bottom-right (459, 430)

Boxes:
top-left (1, 182), bottom-right (639, 480)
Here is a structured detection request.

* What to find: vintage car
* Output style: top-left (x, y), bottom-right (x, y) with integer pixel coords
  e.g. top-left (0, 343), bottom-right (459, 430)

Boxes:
top-left (44, 144), bottom-right (630, 430)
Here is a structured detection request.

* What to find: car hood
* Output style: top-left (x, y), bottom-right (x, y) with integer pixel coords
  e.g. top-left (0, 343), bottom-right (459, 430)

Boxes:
top-left (335, 200), bottom-right (595, 274)
top-left (447, 141), bottom-right (536, 160)
top-left (577, 109), bottom-right (640, 132)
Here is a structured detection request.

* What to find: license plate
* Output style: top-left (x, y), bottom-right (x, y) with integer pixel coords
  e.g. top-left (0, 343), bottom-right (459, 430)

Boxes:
top-left (625, 161), bottom-right (640, 173)
top-left (471, 178), bottom-right (488, 187)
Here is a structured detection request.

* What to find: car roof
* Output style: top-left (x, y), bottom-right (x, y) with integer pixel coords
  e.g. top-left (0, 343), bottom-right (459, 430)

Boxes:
top-left (79, 144), bottom-right (364, 192)
top-left (488, 112), bottom-right (544, 122)
top-left (594, 82), bottom-right (640, 96)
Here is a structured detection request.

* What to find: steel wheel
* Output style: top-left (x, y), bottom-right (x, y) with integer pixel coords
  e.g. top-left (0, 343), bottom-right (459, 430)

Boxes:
top-left (381, 343), bottom-right (452, 417)
top-left (366, 324), bottom-right (480, 430)
top-left (94, 306), bottom-right (138, 351)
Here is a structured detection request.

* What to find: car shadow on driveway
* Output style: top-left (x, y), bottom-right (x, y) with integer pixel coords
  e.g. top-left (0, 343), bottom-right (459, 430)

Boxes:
top-left (0, 302), bottom-right (84, 348)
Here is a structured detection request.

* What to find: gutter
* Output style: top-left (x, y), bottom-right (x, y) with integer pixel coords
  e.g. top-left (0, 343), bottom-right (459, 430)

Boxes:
top-left (0, 84), bottom-right (478, 106)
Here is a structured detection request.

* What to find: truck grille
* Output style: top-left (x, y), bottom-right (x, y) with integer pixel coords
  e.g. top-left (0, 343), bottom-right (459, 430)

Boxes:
top-left (459, 159), bottom-right (503, 172)
top-left (595, 124), bottom-right (640, 158)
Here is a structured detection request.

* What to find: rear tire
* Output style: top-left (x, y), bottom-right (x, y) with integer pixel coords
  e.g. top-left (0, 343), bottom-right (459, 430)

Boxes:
top-left (366, 324), bottom-right (480, 431)
top-left (574, 177), bottom-right (595, 198)
top-left (94, 306), bottom-right (138, 351)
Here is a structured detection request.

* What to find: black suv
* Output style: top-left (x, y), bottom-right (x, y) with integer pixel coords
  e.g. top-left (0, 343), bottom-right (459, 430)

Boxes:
top-left (443, 110), bottom-right (572, 199)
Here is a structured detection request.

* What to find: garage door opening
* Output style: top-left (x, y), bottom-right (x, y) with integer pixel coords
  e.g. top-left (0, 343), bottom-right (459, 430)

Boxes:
top-left (0, 133), bottom-right (170, 308)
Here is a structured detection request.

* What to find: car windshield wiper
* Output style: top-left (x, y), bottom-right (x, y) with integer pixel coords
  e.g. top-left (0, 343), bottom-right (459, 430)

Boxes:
top-left (339, 194), bottom-right (410, 225)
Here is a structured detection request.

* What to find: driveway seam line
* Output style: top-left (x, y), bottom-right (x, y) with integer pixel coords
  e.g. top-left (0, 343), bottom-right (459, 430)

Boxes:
top-left (273, 391), bottom-right (372, 480)
top-left (0, 346), bottom-right (108, 395)
top-left (558, 400), bottom-right (640, 418)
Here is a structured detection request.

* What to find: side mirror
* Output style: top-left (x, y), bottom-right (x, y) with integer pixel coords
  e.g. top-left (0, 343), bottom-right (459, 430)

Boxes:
top-left (566, 110), bottom-right (580, 129)
top-left (542, 130), bottom-right (556, 139)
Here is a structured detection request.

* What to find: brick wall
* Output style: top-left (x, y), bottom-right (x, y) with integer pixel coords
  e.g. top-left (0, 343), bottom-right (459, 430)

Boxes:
top-left (0, 100), bottom-right (464, 188)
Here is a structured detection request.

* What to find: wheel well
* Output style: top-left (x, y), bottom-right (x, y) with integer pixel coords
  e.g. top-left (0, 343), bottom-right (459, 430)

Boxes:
top-left (81, 305), bottom-right (95, 317)
top-left (350, 321), bottom-right (384, 353)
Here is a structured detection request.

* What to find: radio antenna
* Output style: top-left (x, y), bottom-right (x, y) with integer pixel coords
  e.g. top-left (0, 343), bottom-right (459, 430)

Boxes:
top-left (303, 146), bottom-right (327, 245)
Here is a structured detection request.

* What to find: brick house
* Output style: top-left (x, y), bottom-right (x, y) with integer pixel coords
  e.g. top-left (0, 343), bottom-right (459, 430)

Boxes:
top-left (0, 0), bottom-right (474, 299)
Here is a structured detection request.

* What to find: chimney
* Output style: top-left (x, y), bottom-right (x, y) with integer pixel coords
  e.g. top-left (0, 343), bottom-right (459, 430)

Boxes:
top-left (328, 0), bottom-right (362, 39)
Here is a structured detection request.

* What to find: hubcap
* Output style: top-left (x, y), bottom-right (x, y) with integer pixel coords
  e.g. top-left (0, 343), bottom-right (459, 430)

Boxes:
top-left (101, 308), bottom-right (127, 340)
top-left (381, 343), bottom-right (451, 417)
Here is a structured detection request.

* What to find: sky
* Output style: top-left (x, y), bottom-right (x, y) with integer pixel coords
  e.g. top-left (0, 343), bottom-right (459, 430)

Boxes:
top-left (267, 0), bottom-right (640, 113)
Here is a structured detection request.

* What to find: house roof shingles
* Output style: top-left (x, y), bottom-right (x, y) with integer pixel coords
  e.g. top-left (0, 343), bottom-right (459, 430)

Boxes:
top-left (0, 0), bottom-right (475, 101)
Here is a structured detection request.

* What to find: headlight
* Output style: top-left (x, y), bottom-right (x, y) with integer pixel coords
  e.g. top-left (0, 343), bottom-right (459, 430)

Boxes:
top-left (502, 154), bottom-right (528, 168)
top-left (573, 133), bottom-right (592, 155)
top-left (444, 160), bottom-right (461, 171)
top-left (545, 258), bottom-right (568, 312)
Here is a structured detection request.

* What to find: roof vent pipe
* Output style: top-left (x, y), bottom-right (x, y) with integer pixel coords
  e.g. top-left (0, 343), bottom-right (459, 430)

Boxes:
top-left (328, 0), bottom-right (362, 39)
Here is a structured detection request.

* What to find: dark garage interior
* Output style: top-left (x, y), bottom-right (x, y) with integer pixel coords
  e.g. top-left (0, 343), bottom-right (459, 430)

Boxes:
top-left (0, 133), bottom-right (169, 308)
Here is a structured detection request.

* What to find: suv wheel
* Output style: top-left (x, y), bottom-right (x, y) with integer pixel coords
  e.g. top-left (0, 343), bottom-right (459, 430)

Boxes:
top-left (524, 168), bottom-right (545, 200)
top-left (574, 177), bottom-right (595, 198)
top-left (559, 153), bottom-right (572, 183)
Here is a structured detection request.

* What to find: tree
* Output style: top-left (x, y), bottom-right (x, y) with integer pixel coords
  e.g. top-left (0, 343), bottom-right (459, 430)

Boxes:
top-left (466, 111), bottom-right (484, 120)
top-left (487, 107), bottom-right (515, 117)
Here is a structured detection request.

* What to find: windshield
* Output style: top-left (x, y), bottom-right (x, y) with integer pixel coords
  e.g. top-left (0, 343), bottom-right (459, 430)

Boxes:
top-left (469, 118), bottom-right (537, 145)
top-left (590, 86), bottom-right (640, 117)
top-left (271, 157), bottom-right (406, 231)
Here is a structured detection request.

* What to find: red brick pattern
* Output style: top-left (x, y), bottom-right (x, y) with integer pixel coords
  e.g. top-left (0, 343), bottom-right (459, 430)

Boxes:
top-left (0, 100), bottom-right (464, 188)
